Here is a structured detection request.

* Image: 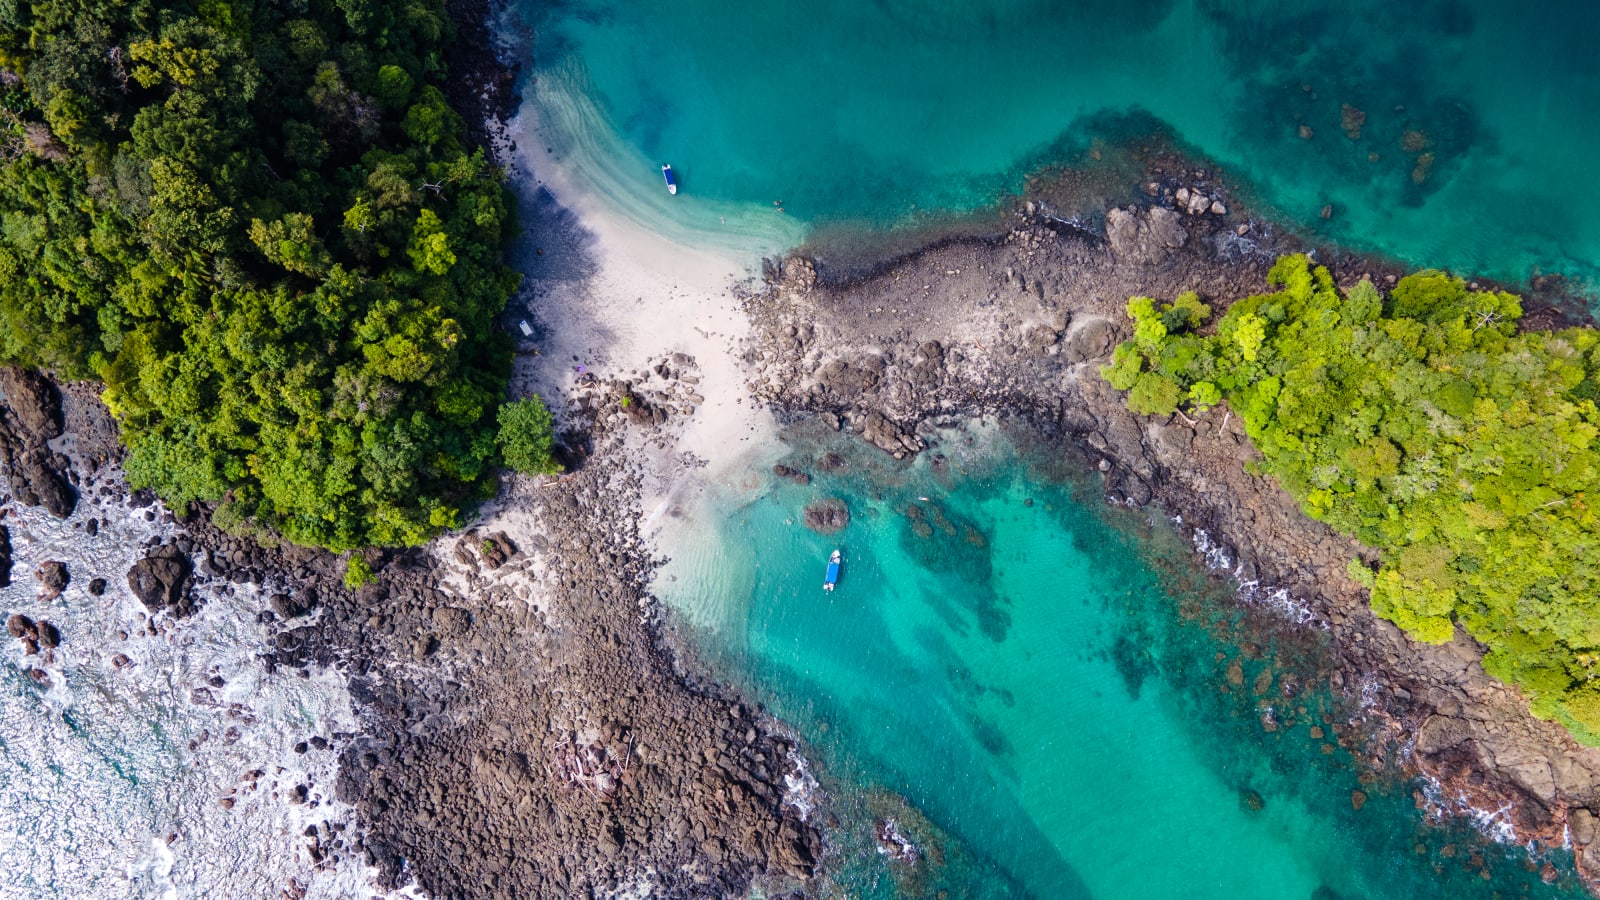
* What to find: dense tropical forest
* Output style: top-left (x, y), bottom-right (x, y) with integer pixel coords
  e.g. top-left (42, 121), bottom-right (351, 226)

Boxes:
top-left (1104, 255), bottom-right (1600, 742)
top-left (0, 0), bottom-right (557, 551)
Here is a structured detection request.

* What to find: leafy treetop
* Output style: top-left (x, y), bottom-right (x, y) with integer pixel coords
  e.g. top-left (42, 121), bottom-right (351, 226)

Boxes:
top-left (0, 0), bottom-right (557, 550)
top-left (1105, 255), bottom-right (1600, 744)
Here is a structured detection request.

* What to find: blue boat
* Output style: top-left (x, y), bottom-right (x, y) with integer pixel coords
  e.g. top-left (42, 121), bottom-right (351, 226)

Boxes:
top-left (823, 550), bottom-right (841, 592)
top-left (661, 164), bottom-right (677, 195)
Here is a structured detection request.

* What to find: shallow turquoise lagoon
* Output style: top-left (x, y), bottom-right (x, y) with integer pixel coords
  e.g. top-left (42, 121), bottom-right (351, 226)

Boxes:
top-left (657, 430), bottom-right (1582, 898)
top-left (520, 0), bottom-right (1600, 286)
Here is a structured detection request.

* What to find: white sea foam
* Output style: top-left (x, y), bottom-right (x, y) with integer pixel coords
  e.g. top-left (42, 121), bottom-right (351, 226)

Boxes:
top-left (0, 480), bottom-right (397, 899)
top-left (1415, 774), bottom-right (1521, 845)
top-left (781, 747), bottom-right (822, 822)
top-left (1186, 524), bottom-right (1326, 629)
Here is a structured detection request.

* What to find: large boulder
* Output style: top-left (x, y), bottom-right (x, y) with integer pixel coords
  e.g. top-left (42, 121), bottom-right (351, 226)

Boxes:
top-left (34, 560), bottom-right (68, 598)
top-left (1062, 317), bottom-right (1119, 364)
top-left (1106, 206), bottom-right (1188, 266)
top-left (128, 544), bottom-right (195, 617)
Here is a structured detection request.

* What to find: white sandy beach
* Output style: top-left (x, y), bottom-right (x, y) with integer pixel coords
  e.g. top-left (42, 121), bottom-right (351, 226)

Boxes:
top-left (495, 74), bottom-right (805, 598)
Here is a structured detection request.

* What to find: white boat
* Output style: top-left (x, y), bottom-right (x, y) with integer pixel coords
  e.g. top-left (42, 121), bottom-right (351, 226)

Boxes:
top-left (661, 164), bottom-right (677, 195)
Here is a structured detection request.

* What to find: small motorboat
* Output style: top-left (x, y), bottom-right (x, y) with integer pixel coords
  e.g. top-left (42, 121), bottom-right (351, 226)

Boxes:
top-left (661, 164), bottom-right (677, 195)
top-left (823, 550), bottom-right (842, 592)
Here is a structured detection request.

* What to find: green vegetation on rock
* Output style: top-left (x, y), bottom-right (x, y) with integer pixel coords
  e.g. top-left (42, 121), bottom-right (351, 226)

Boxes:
top-left (0, 0), bottom-right (554, 550)
top-left (1105, 254), bottom-right (1600, 743)
top-left (343, 554), bottom-right (375, 590)
top-left (496, 397), bottom-right (561, 475)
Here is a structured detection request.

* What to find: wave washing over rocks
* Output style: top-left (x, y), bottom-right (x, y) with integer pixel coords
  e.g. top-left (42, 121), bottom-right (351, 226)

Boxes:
top-left (737, 141), bottom-right (1600, 890)
top-left (0, 374), bottom-right (388, 899)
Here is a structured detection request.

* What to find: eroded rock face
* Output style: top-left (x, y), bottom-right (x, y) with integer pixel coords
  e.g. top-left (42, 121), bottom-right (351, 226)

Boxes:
top-left (0, 366), bottom-right (74, 518)
top-left (128, 544), bottom-right (195, 617)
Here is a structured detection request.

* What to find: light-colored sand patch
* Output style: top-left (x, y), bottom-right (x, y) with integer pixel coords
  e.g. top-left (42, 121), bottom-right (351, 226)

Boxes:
top-left (497, 87), bottom-right (795, 558)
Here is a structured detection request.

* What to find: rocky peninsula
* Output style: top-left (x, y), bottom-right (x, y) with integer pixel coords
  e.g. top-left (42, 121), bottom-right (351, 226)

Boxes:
top-left (738, 152), bottom-right (1600, 885)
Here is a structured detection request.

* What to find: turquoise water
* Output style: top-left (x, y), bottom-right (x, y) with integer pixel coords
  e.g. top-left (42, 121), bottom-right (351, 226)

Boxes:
top-left (519, 0), bottom-right (1600, 286)
top-left (658, 427), bottom-right (1584, 898)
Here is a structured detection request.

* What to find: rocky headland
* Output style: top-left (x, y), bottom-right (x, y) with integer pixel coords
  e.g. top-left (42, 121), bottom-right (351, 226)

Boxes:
top-left (738, 157), bottom-right (1600, 885)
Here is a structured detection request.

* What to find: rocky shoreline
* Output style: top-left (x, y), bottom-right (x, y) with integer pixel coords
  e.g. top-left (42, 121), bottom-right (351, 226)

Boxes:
top-left (0, 370), bottom-right (821, 898)
top-left (738, 150), bottom-right (1600, 888)
top-left (0, 2), bottom-right (823, 895)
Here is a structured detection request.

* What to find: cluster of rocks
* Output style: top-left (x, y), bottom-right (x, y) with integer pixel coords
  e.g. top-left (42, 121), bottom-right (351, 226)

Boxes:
top-left (566, 352), bottom-right (707, 437)
top-left (6, 612), bottom-right (59, 655)
top-left (1173, 186), bottom-right (1227, 217)
top-left (739, 150), bottom-right (1600, 890)
top-left (454, 530), bottom-right (517, 570)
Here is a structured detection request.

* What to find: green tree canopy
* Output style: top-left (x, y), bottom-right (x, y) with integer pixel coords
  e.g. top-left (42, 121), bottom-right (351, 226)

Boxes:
top-left (1105, 254), bottom-right (1600, 744)
top-left (0, 0), bottom-right (526, 551)
top-left (496, 397), bottom-right (560, 476)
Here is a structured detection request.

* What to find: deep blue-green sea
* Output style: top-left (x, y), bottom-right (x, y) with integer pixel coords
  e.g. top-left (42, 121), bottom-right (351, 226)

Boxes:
top-left (508, 1), bottom-right (1600, 895)
top-left (519, 0), bottom-right (1600, 287)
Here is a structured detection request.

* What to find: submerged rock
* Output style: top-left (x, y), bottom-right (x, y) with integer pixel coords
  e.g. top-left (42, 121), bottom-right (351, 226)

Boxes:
top-left (802, 498), bottom-right (850, 534)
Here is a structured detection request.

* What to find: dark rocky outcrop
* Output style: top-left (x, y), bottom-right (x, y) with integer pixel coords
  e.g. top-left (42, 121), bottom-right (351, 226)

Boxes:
top-left (0, 365), bottom-right (74, 518)
top-left (128, 544), bottom-right (196, 617)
